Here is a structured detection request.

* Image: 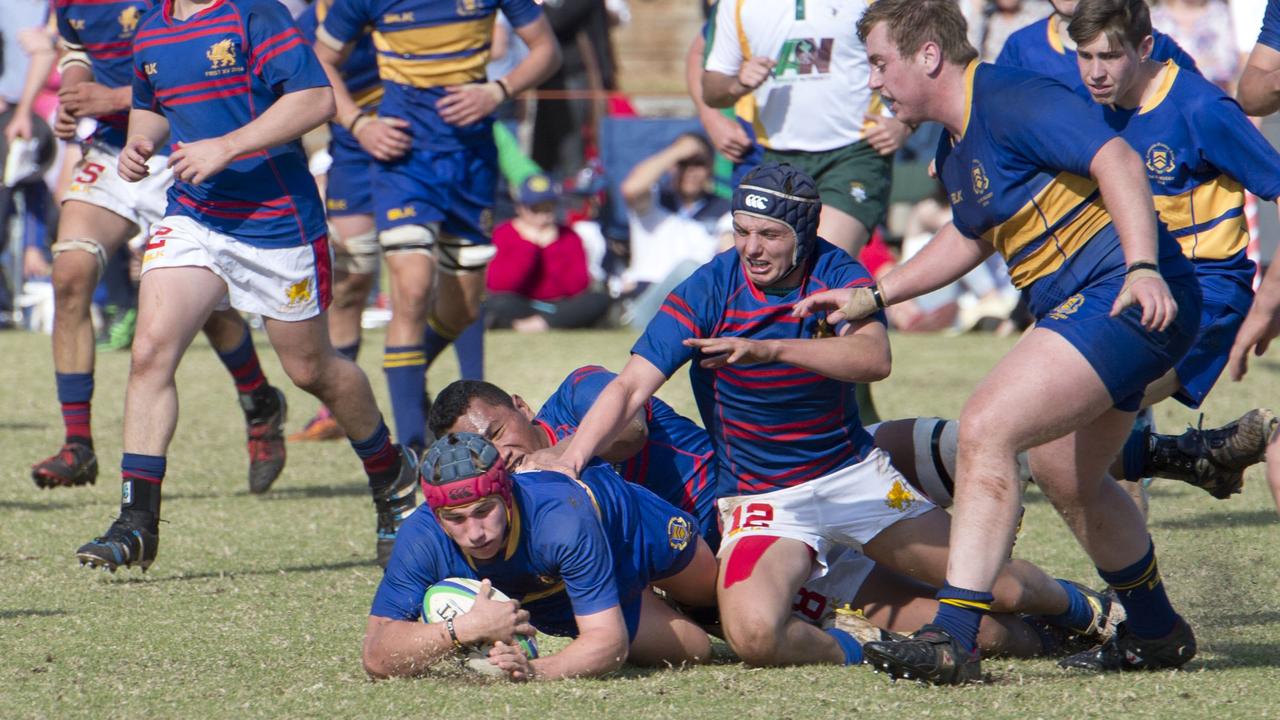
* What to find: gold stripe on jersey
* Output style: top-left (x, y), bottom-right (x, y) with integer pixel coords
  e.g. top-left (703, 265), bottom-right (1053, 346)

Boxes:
top-left (734, 0), bottom-right (773, 147)
top-left (1138, 63), bottom-right (1178, 115)
top-left (1047, 15), bottom-right (1065, 54)
top-left (1153, 175), bottom-right (1249, 260)
top-left (372, 17), bottom-right (492, 87)
top-left (983, 172), bottom-right (1107, 288)
top-left (958, 60), bottom-right (978, 139)
top-left (352, 84), bottom-right (385, 109)
top-left (521, 582), bottom-right (566, 604)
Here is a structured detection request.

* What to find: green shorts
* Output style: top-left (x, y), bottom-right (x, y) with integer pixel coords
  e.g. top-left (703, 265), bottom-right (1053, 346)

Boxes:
top-left (763, 141), bottom-right (893, 232)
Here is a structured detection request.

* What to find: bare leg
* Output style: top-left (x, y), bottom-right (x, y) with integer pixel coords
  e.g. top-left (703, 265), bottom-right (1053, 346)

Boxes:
top-left (817, 205), bottom-right (871, 258)
top-left (652, 538), bottom-right (718, 608)
top-left (627, 590), bottom-right (712, 667)
top-left (50, 201), bottom-right (135, 376)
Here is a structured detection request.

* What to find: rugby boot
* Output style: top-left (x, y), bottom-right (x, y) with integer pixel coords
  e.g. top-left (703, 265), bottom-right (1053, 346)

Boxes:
top-left (826, 606), bottom-right (905, 646)
top-left (288, 407), bottom-right (344, 442)
top-left (1148, 409), bottom-right (1277, 499)
top-left (1058, 617), bottom-right (1196, 672)
top-left (76, 513), bottom-right (159, 572)
top-left (863, 624), bottom-right (981, 685)
top-left (1036, 582), bottom-right (1125, 654)
top-left (244, 386), bottom-right (287, 494)
top-left (373, 446), bottom-right (420, 568)
top-left (31, 442), bottom-right (98, 489)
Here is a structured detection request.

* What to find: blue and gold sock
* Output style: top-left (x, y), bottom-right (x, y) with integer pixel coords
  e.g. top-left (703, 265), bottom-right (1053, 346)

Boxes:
top-left (1098, 539), bottom-right (1178, 639)
top-left (383, 345), bottom-right (427, 450)
top-left (932, 584), bottom-right (993, 652)
top-left (824, 628), bottom-right (864, 665)
top-left (1046, 579), bottom-right (1096, 633)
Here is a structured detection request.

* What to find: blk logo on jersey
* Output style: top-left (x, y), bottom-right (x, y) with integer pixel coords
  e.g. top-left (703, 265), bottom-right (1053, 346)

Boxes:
top-left (69, 18), bottom-right (86, 31)
top-left (144, 62), bottom-right (158, 76)
top-left (774, 38), bottom-right (834, 79)
top-left (119, 7), bottom-right (141, 34)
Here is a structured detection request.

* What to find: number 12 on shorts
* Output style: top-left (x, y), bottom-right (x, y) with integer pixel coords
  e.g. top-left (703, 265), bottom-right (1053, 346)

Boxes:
top-left (728, 502), bottom-right (774, 535)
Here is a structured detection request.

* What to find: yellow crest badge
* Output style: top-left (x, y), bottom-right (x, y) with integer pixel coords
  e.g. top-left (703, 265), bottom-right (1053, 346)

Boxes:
top-left (207, 38), bottom-right (237, 69)
top-left (1048, 293), bottom-right (1084, 320)
top-left (970, 160), bottom-right (990, 196)
top-left (1145, 143), bottom-right (1176, 175)
top-left (667, 516), bottom-right (692, 551)
top-left (885, 479), bottom-right (916, 512)
top-left (119, 6), bottom-right (140, 34)
top-left (285, 278), bottom-right (313, 307)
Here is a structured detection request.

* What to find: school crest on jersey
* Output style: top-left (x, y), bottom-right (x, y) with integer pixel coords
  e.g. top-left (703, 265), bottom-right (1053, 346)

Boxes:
top-left (667, 516), bottom-right (692, 551)
top-left (207, 38), bottom-right (239, 74)
top-left (456, 0), bottom-right (485, 16)
top-left (119, 6), bottom-right (141, 35)
top-left (1145, 143), bottom-right (1176, 178)
top-left (970, 160), bottom-right (990, 196)
top-left (884, 479), bottom-right (916, 512)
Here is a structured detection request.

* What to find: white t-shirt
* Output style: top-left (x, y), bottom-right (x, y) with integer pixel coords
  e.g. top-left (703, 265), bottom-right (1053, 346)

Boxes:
top-left (626, 190), bottom-right (731, 285)
top-left (704, 0), bottom-right (878, 152)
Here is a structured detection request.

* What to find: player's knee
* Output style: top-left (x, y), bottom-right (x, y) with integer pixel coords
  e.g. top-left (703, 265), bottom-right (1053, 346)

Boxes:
top-left (332, 224), bottom-right (379, 277)
top-left (379, 223), bottom-right (436, 258)
top-left (283, 359), bottom-right (326, 396)
top-left (51, 238), bottom-right (108, 286)
top-left (721, 608), bottom-right (787, 666)
top-left (128, 332), bottom-right (174, 381)
top-left (50, 246), bottom-right (103, 303)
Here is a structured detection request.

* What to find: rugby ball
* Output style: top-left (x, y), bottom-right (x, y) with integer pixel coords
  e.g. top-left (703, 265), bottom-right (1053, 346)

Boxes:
top-left (423, 578), bottom-right (539, 675)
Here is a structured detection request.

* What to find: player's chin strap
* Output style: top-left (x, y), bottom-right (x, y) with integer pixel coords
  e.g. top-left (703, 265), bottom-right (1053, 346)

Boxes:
top-left (422, 455), bottom-right (514, 511)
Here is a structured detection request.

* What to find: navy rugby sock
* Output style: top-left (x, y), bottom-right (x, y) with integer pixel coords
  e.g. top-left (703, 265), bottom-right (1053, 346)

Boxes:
top-left (1097, 539), bottom-right (1178, 639)
top-left (422, 321), bottom-right (454, 368)
top-left (932, 584), bottom-right (993, 653)
top-left (453, 311), bottom-right (485, 381)
top-left (120, 452), bottom-right (165, 526)
top-left (1046, 579), bottom-right (1096, 633)
top-left (335, 340), bottom-right (360, 362)
top-left (1121, 425), bottom-right (1150, 482)
top-left (216, 326), bottom-right (267, 395)
top-left (383, 345), bottom-right (427, 450)
top-left (824, 628), bottom-right (864, 665)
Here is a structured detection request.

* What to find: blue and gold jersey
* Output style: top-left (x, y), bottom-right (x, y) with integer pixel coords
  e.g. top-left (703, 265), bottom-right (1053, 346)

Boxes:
top-left (632, 242), bottom-right (882, 499)
top-left (996, 15), bottom-right (1198, 92)
top-left (1260, 0), bottom-right (1280, 52)
top-left (319, 0), bottom-right (541, 150)
top-left (535, 365), bottom-right (720, 550)
top-left (131, 0), bottom-right (330, 247)
top-left (372, 465), bottom-right (699, 638)
top-left (1094, 62), bottom-right (1280, 273)
top-left (298, 0), bottom-right (381, 111)
top-left (936, 62), bottom-right (1185, 310)
top-left (56, 0), bottom-right (156, 147)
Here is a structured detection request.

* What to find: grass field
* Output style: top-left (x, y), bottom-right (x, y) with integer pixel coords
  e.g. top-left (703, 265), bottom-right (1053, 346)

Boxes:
top-left (2, 327), bottom-right (1279, 719)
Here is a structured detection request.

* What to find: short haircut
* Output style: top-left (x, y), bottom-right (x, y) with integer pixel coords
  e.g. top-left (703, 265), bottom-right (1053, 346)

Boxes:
top-left (427, 380), bottom-right (516, 439)
top-left (1067, 0), bottom-right (1152, 52)
top-left (675, 132), bottom-right (714, 164)
top-left (856, 0), bottom-right (978, 66)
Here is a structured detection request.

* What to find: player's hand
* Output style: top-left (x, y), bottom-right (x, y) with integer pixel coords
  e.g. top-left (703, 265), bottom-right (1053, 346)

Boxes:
top-left (353, 116), bottom-right (412, 161)
top-left (1227, 301), bottom-right (1280, 381)
top-left (791, 286), bottom-right (881, 324)
top-left (455, 579), bottom-right (535, 646)
top-left (23, 246), bottom-right (51, 279)
top-left (684, 336), bottom-right (778, 368)
top-left (437, 82), bottom-right (504, 127)
top-left (53, 105), bottom-right (77, 140)
top-left (736, 56), bottom-right (775, 93)
top-left (119, 135), bottom-right (156, 182)
top-left (1110, 267), bottom-right (1176, 331)
top-left (863, 114), bottom-right (912, 156)
top-left (520, 447), bottom-right (581, 479)
top-left (701, 110), bottom-right (749, 162)
top-left (58, 82), bottom-right (128, 118)
top-left (4, 112), bottom-right (32, 142)
top-left (489, 641), bottom-right (535, 682)
top-left (168, 137), bottom-right (235, 185)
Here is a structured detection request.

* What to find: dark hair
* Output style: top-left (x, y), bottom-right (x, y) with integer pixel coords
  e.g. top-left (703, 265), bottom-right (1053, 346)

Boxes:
top-left (427, 380), bottom-right (516, 439)
top-left (675, 132), bottom-right (714, 165)
top-left (856, 0), bottom-right (978, 65)
top-left (1067, 0), bottom-right (1152, 52)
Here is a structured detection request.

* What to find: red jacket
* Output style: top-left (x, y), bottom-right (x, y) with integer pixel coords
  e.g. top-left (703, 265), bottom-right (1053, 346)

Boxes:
top-left (486, 221), bottom-right (591, 301)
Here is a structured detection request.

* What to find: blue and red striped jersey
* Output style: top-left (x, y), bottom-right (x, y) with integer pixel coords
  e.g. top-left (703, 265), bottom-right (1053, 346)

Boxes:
top-left (632, 242), bottom-right (883, 498)
top-left (534, 365), bottom-right (720, 548)
top-left (131, 0), bottom-right (330, 247)
top-left (56, 0), bottom-right (156, 147)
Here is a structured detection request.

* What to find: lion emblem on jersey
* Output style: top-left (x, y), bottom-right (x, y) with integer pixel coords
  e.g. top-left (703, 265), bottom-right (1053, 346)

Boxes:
top-left (285, 278), bottom-right (313, 307)
top-left (207, 39), bottom-right (237, 68)
top-left (119, 6), bottom-right (141, 34)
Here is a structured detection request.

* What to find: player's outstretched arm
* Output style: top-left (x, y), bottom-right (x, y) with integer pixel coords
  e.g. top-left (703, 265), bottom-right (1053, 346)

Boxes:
top-left (499, 606), bottom-right (628, 681)
top-left (1090, 137), bottom-right (1176, 331)
top-left (167, 86), bottom-right (334, 185)
top-left (1239, 42), bottom-right (1280, 116)
top-left (555, 356), bottom-right (667, 477)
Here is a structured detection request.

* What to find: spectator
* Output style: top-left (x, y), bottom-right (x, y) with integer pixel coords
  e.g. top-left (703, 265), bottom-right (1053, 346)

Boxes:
top-left (1152, 0), bottom-right (1240, 91)
top-left (619, 133), bottom-right (731, 328)
top-left (533, 0), bottom-right (617, 177)
top-left (978, 0), bottom-right (1053, 62)
top-left (487, 175), bottom-right (611, 331)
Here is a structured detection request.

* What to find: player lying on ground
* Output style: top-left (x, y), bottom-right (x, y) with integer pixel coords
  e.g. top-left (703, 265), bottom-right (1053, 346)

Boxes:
top-left (794, 0), bottom-right (1201, 683)
top-left (365, 433), bottom-right (717, 681)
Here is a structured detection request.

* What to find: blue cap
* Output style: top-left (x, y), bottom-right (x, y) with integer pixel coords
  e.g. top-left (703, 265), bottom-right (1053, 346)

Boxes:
top-left (517, 174), bottom-right (559, 206)
top-left (731, 163), bottom-right (822, 269)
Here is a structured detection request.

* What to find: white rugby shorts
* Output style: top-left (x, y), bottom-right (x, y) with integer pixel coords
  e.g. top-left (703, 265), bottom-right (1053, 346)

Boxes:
top-left (141, 215), bottom-right (331, 321)
top-left (64, 144), bottom-right (171, 232)
top-left (718, 447), bottom-right (936, 583)
top-left (790, 545), bottom-right (877, 626)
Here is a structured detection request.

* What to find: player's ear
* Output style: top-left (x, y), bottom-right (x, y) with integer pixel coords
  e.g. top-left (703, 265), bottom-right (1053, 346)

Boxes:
top-left (1138, 35), bottom-right (1154, 62)
top-left (919, 41), bottom-right (943, 75)
top-left (512, 395), bottom-right (535, 421)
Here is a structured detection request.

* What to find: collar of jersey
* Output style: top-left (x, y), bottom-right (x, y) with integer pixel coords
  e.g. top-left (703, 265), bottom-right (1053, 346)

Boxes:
top-left (164, 0), bottom-right (228, 26)
top-left (1138, 61), bottom-right (1179, 116)
top-left (534, 419), bottom-right (558, 447)
top-left (1047, 15), bottom-right (1066, 55)
top-left (739, 257), bottom-right (809, 304)
top-left (956, 60), bottom-right (980, 141)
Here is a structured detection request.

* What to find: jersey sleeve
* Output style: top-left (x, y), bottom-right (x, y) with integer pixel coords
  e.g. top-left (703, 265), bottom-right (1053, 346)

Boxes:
top-left (295, 5), bottom-right (318, 44)
top-left (246, 1), bottom-right (330, 95)
top-left (1262, 0), bottom-right (1280, 52)
top-left (564, 366), bottom-right (619, 421)
top-left (369, 514), bottom-right (459, 620)
top-left (988, 76), bottom-right (1114, 180)
top-left (54, 6), bottom-right (83, 48)
top-left (319, 0), bottom-right (374, 46)
top-left (1192, 96), bottom-right (1280, 201)
top-left (499, 0), bottom-right (543, 29)
top-left (132, 50), bottom-right (157, 112)
top-left (630, 265), bottom-right (720, 378)
top-left (993, 33), bottom-right (1021, 68)
top-left (1151, 32), bottom-right (1201, 76)
top-left (542, 496), bottom-right (620, 618)
top-left (702, 0), bottom-right (742, 75)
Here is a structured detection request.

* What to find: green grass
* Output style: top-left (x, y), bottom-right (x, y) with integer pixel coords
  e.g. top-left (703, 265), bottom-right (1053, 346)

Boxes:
top-left (2, 327), bottom-right (1279, 719)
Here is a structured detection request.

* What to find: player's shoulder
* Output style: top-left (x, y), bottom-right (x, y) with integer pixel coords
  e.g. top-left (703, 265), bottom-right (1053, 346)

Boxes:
top-left (1000, 16), bottom-right (1050, 53)
top-left (229, 0), bottom-right (293, 22)
top-left (135, 2), bottom-right (166, 32)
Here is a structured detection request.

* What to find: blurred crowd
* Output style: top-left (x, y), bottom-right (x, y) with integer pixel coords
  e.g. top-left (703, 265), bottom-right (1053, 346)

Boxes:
top-left (1, 0), bottom-right (1275, 338)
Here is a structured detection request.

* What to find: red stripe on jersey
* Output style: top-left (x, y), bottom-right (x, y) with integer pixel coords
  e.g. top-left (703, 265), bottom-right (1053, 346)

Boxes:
top-left (176, 195), bottom-right (295, 219)
top-left (193, 195), bottom-right (292, 209)
top-left (660, 304), bottom-right (700, 336)
top-left (83, 40), bottom-right (133, 52)
top-left (715, 369), bottom-right (824, 391)
top-left (249, 27), bottom-right (300, 66)
top-left (737, 447), bottom-right (853, 490)
top-left (136, 13), bottom-right (230, 39)
top-left (165, 86), bottom-right (248, 106)
top-left (252, 35), bottom-right (304, 76)
top-left (721, 406), bottom-right (844, 437)
top-left (156, 75), bottom-right (241, 97)
top-left (133, 22), bottom-right (240, 52)
top-left (569, 365), bottom-right (608, 385)
top-left (58, 0), bottom-right (136, 6)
